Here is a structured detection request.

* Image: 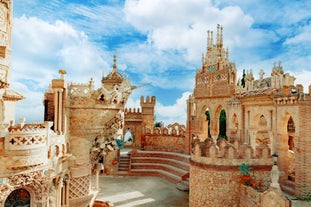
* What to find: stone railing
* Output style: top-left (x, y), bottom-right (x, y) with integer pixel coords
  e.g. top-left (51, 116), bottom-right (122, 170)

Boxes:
top-left (4, 121), bottom-right (53, 170)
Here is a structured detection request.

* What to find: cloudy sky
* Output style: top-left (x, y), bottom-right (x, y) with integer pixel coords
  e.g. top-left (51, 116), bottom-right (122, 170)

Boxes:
top-left (10, 0), bottom-right (311, 125)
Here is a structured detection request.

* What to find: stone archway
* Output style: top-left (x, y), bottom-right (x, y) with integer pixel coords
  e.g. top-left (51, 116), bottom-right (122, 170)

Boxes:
top-left (4, 189), bottom-right (30, 207)
top-left (124, 128), bottom-right (134, 146)
top-left (277, 112), bottom-right (297, 181)
top-left (287, 116), bottom-right (295, 181)
top-left (256, 115), bottom-right (270, 148)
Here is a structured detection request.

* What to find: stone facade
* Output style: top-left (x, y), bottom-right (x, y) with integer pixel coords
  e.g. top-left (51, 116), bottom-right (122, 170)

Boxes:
top-left (142, 123), bottom-right (187, 153)
top-left (187, 25), bottom-right (311, 206)
top-left (123, 96), bottom-right (156, 148)
top-left (1, 1), bottom-right (311, 206)
top-left (0, 1), bottom-right (133, 205)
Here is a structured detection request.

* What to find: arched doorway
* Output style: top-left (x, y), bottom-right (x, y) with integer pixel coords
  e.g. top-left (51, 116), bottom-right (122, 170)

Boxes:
top-left (124, 128), bottom-right (134, 146)
top-left (256, 115), bottom-right (270, 148)
top-left (218, 109), bottom-right (227, 140)
top-left (287, 116), bottom-right (295, 181)
top-left (5, 189), bottom-right (30, 207)
top-left (205, 108), bottom-right (211, 139)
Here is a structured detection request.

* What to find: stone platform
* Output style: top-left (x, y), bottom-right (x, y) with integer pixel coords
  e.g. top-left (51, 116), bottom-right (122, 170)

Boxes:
top-left (95, 175), bottom-right (189, 207)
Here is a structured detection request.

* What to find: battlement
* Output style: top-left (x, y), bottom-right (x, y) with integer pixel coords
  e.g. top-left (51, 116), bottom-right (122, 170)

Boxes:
top-left (192, 138), bottom-right (273, 166)
top-left (140, 96), bottom-right (156, 105)
top-left (68, 80), bottom-right (93, 98)
top-left (124, 107), bottom-right (141, 113)
top-left (145, 123), bottom-right (186, 136)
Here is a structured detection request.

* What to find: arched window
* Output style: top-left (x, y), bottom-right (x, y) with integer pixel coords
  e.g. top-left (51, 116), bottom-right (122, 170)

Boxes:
top-left (5, 189), bottom-right (30, 207)
top-left (205, 109), bottom-right (211, 138)
top-left (287, 116), bottom-right (295, 150)
top-left (218, 109), bottom-right (227, 139)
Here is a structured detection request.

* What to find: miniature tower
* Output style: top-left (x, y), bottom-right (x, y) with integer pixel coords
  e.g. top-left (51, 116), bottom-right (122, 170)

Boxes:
top-left (140, 96), bottom-right (156, 130)
top-left (0, 0), bottom-right (12, 87)
top-left (0, 0), bottom-right (24, 124)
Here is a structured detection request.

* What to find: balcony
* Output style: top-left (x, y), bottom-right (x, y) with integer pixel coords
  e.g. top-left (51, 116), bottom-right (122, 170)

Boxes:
top-left (4, 122), bottom-right (53, 170)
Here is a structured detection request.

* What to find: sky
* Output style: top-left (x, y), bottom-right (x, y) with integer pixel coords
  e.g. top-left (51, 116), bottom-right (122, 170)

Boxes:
top-left (10, 0), bottom-right (311, 125)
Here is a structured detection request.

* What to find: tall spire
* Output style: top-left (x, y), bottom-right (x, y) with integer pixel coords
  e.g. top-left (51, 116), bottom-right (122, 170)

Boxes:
top-left (220, 25), bottom-right (223, 48)
top-left (216, 24), bottom-right (220, 47)
top-left (113, 50), bottom-right (117, 72)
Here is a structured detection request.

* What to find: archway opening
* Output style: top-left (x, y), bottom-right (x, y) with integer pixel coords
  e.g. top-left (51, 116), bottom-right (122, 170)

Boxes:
top-left (287, 116), bottom-right (295, 181)
top-left (231, 113), bottom-right (238, 139)
top-left (218, 109), bottom-right (227, 140)
top-left (5, 189), bottom-right (30, 207)
top-left (205, 108), bottom-right (211, 139)
top-left (287, 116), bottom-right (295, 151)
top-left (256, 115), bottom-right (270, 148)
top-left (124, 128), bottom-right (133, 145)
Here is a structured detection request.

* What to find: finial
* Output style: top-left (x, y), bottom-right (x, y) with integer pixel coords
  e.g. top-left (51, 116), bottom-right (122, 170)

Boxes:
top-left (113, 50), bottom-right (117, 71)
top-left (220, 25), bottom-right (223, 47)
top-left (259, 69), bottom-right (265, 79)
top-left (58, 69), bottom-right (67, 79)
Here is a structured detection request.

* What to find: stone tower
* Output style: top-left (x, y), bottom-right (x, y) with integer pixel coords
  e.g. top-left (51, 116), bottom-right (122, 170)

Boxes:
top-left (140, 96), bottom-right (156, 129)
top-left (188, 24), bottom-right (236, 142)
top-left (0, 0), bottom-right (12, 87)
top-left (0, 0), bottom-right (23, 124)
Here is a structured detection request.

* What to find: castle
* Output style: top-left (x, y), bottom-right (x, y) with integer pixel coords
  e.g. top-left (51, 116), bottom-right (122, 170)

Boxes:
top-left (1, 1), bottom-right (311, 206)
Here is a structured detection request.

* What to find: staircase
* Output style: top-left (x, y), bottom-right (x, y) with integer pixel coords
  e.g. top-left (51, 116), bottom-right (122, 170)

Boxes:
top-left (129, 150), bottom-right (190, 189)
top-left (281, 179), bottom-right (296, 199)
top-left (117, 154), bottom-right (130, 175)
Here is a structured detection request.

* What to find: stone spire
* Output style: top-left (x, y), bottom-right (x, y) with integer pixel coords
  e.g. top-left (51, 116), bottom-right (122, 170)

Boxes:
top-left (113, 50), bottom-right (117, 72)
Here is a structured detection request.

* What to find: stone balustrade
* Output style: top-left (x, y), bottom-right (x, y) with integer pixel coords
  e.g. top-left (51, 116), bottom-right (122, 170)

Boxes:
top-left (3, 121), bottom-right (60, 170)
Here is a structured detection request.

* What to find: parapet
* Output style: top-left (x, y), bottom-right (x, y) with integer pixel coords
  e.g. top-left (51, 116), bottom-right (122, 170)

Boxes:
top-left (140, 96), bottom-right (156, 105)
top-left (145, 123), bottom-right (186, 136)
top-left (192, 138), bottom-right (273, 166)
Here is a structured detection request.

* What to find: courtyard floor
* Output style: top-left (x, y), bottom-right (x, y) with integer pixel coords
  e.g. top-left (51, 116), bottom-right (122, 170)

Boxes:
top-left (95, 175), bottom-right (189, 207)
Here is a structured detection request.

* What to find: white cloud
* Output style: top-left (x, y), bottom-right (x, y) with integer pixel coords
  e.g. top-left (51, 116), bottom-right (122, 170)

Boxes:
top-left (11, 16), bottom-right (112, 122)
top-left (155, 91), bottom-right (192, 125)
top-left (124, 0), bottom-right (256, 61)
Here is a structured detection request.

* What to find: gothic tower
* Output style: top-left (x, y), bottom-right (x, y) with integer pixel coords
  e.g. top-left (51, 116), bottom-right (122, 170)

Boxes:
top-left (188, 25), bottom-right (237, 143)
top-left (0, 0), bottom-right (23, 123)
top-left (0, 0), bottom-right (12, 87)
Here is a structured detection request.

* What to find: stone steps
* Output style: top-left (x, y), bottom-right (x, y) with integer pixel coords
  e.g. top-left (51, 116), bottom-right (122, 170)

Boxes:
top-left (176, 179), bottom-right (189, 191)
top-left (129, 150), bottom-right (190, 184)
top-left (130, 169), bottom-right (181, 183)
top-left (117, 155), bottom-right (130, 175)
top-left (133, 150), bottom-right (190, 163)
top-left (131, 163), bottom-right (187, 177)
top-left (281, 180), bottom-right (296, 197)
top-left (131, 157), bottom-right (189, 171)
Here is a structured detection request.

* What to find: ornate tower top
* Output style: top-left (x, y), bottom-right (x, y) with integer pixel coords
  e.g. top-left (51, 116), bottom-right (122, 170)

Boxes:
top-left (202, 24), bottom-right (230, 73)
top-left (194, 25), bottom-right (237, 98)
top-left (0, 0), bottom-right (13, 88)
top-left (101, 52), bottom-right (124, 87)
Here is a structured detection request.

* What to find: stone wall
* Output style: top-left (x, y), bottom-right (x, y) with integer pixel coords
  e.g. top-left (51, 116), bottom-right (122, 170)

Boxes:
top-left (240, 185), bottom-right (290, 207)
top-left (189, 161), bottom-right (271, 207)
top-left (142, 123), bottom-right (187, 154)
top-left (142, 134), bottom-right (186, 154)
top-left (189, 139), bottom-right (273, 206)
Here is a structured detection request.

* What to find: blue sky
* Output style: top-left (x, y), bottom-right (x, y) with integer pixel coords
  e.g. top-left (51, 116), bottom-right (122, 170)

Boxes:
top-left (10, 0), bottom-right (311, 125)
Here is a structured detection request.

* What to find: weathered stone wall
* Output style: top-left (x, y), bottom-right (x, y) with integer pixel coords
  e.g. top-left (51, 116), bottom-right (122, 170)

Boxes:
top-left (189, 161), bottom-right (271, 207)
top-left (296, 99), bottom-right (311, 196)
top-left (142, 134), bottom-right (186, 154)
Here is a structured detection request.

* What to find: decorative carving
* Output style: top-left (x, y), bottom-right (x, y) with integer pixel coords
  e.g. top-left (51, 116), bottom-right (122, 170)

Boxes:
top-left (0, 170), bottom-right (49, 202)
top-left (69, 175), bottom-right (90, 199)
